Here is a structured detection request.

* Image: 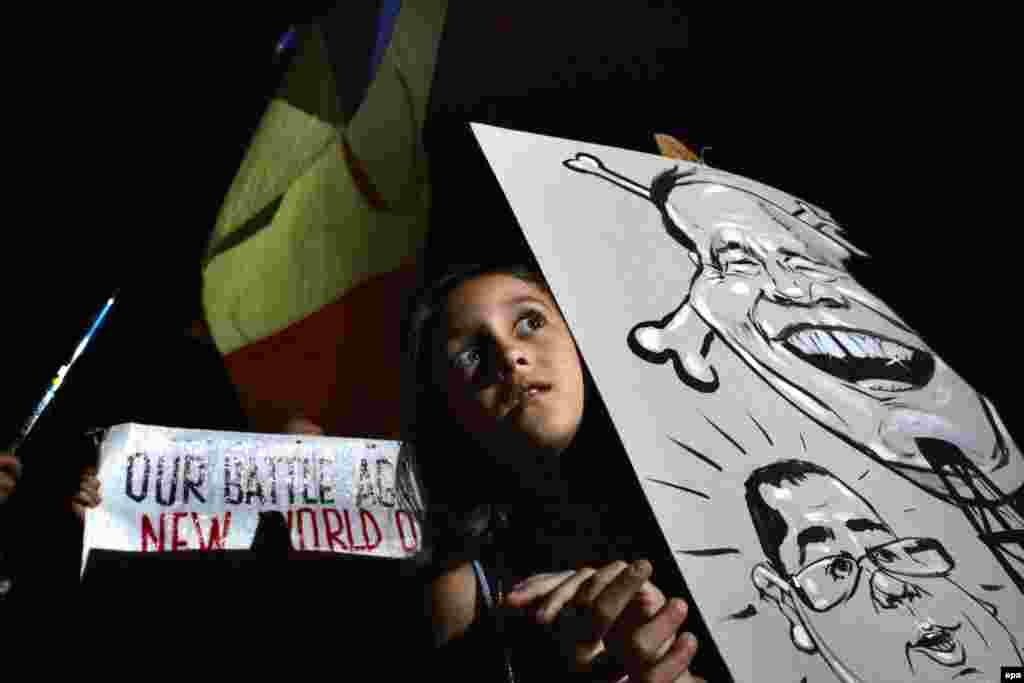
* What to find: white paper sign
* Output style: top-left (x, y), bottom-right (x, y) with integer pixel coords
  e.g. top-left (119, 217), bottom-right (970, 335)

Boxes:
top-left (82, 424), bottom-right (422, 574)
top-left (471, 122), bottom-right (1024, 683)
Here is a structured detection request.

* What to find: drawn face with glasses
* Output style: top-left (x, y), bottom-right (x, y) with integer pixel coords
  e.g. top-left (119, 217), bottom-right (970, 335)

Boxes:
top-left (748, 460), bottom-right (1021, 682)
top-left (791, 537), bottom-right (953, 614)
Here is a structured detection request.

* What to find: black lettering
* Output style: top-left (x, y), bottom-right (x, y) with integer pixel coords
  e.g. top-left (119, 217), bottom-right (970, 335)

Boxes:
top-left (182, 455), bottom-right (207, 504)
top-left (244, 457), bottom-right (265, 505)
top-left (356, 458), bottom-right (377, 506)
top-left (376, 459), bottom-right (395, 507)
top-left (265, 456), bottom-right (279, 505)
top-left (155, 456), bottom-right (180, 506)
top-left (125, 453), bottom-right (150, 503)
top-left (301, 458), bottom-right (319, 505)
top-left (284, 457), bottom-right (298, 505)
top-left (319, 457), bottom-right (335, 505)
top-left (224, 457), bottom-right (243, 505)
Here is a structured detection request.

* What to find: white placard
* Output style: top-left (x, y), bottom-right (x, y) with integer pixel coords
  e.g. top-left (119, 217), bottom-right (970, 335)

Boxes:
top-left (471, 122), bottom-right (1024, 682)
top-left (82, 424), bottom-right (422, 574)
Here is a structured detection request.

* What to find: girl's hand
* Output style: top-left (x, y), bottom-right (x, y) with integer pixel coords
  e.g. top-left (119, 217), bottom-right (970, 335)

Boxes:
top-left (503, 560), bottom-right (703, 682)
top-left (71, 466), bottom-right (102, 521)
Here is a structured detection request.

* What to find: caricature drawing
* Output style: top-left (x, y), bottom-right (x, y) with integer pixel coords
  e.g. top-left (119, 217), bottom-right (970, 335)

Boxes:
top-left (746, 459), bottom-right (1021, 682)
top-left (562, 153), bottom-right (1024, 593)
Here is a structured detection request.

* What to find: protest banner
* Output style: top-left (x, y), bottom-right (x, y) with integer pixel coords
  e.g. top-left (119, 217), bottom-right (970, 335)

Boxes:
top-left (82, 423), bottom-right (422, 575)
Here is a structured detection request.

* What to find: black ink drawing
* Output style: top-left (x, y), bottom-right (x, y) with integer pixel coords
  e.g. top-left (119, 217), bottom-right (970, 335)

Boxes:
top-left (746, 459), bottom-right (1021, 682)
top-left (669, 435), bottom-right (723, 472)
top-left (703, 413), bottom-right (748, 456)
top-left (725, 604), bottom-right (758, 621)
top-left (563, 153), bottom-right (1024, 593)
top-left (677, 547), bottom-right (742, 558)
top-left (647, 476), bottom-right (711, 501)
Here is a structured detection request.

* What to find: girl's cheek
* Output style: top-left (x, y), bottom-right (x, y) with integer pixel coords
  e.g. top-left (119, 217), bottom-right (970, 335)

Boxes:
top-left (448, 387), bottom-right (496, 432)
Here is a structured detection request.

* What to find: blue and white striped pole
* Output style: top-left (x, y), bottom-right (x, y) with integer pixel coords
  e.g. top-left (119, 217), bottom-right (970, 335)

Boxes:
top-left (8, 291), bottom-right (118, 453)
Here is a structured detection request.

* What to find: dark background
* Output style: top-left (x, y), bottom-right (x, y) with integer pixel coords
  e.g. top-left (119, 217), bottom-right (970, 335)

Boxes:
top-left (6, 6), bottom-right (1017, 666)
top-left (12, 8), bottom-right (1016, 439)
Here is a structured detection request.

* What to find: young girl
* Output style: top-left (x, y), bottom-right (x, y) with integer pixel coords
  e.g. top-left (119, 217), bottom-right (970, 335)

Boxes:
top-left (405, 262), bottom-right (721, 682)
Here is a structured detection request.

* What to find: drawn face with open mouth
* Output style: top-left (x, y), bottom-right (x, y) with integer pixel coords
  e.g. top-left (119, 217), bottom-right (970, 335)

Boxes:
top-left (560, 153), bottom-right (1021, 504)
top-left (639, 182), bottom-right (1022, 504)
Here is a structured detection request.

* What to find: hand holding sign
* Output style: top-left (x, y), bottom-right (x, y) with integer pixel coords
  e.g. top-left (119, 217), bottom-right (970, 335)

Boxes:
top-left (282, 415), bottom-right (326, 437)
top-left (0, 451), bottom-right (20, 505)
top-left (71, 466), bottom-right (102, 521)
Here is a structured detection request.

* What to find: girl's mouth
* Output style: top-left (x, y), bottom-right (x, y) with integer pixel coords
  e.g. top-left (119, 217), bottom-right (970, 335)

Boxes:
top-left (500, 383), bottom-right (553, 417)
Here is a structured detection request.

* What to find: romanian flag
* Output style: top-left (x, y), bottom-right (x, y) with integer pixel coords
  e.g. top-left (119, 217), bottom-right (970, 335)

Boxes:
top-left (202, 1), bottom-right (447, 438)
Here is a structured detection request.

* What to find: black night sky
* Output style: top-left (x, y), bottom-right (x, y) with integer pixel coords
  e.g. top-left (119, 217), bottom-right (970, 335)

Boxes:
top-left (10, 6), bottom-right (1017, 489)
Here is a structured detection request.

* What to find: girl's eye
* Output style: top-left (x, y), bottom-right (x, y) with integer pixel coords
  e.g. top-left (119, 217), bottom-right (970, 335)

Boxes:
top-left (451, 348), bottom-right (481, 371)
top-left (515, 312), bottom-right (546, 336)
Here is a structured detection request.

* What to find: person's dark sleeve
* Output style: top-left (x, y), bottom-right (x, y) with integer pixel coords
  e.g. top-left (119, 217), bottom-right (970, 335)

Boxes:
top-left (429, 609), bottom-right (516, 682)
top-left (2, 432), bottom-right (87, 618)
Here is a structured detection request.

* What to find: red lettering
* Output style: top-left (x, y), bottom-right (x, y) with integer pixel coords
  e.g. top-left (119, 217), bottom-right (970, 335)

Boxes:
top-left (286, 510), bottom-right (297, 550)
top-left (204, 511), bottom-right (232, 550)
top-left (360, 510), bottom-right (381, 551)
top-left (322, 509), bottom-right (347, 551)
top-left (296, 507), bottom-right (321, 550)
top-left (171, 512), bottom-right (189, 550)
top-left (395, 510), bottom-right (419, 552)
top-left (343, 509), bottom-right (359, 550)
top-left (190, 513), bottom-right (207, 551)
top-left (144, 512), bottom-right (234, 553)
top-left (189, 512), bottom-right (232, 551)
top-left (141, 512), bottom-right (164, 551)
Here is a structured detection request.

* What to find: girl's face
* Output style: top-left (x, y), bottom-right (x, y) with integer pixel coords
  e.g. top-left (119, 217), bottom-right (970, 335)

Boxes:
top-left (435, 273), bottom-right (586, 461)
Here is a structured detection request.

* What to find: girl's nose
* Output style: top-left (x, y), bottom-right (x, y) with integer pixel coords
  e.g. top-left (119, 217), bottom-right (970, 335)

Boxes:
top-left (496, 344), bottom-right (529, 381)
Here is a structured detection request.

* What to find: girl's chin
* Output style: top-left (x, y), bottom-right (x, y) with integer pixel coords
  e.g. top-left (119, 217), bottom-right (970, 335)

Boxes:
top-left (514, 421), bottom-right (576, 455)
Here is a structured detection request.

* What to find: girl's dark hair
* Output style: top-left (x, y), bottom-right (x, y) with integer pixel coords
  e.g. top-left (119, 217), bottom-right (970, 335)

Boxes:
top-left (400, 261), bottom-right (549, 569)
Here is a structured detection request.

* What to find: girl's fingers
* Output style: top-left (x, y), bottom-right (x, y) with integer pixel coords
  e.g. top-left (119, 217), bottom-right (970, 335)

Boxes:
top-left (533, 567), bottom-right (599, 625)
top-left (503, 570), bottom-right (578, 607)
top-left (619, 598), bottom-right (689, 666)
top-left (606, 584), bottom-right (673, 661)
top-left (629, 579), bottom-right (667, 619)
top-left (576, 561), bottom-right (633, 605)
top-left (579, 560), bottom-right (652, 644)
top-left (645, 631), bottom-right (698, 683)
top-left (673, 674), bottom-right (705, 683)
